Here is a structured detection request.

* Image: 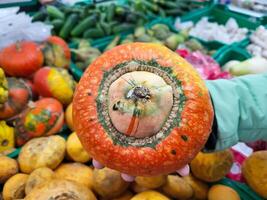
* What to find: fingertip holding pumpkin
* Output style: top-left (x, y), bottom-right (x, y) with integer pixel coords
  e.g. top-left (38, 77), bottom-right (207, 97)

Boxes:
top-left (176, 165), bottom-right (190, 177)
top-left (73, 43), bottom-right (214, 176)
top-left (33, 67), bottom-right (75, 105)
top-left (121, 173), bottom-right (135, 182)
top-left (92, 159), bottom-right (104, 169)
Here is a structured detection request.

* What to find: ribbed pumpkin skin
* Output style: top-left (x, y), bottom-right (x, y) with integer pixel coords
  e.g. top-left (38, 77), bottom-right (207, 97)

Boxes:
top-left (0, 41), bottom-right (43, 77)
top-left (73, 43), bottom-right (213, 176)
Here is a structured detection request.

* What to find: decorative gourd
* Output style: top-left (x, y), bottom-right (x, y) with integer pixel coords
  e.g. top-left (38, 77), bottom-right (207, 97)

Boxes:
top-left (42, 36), bottom-right (71, 69)
top-left (73, 42), bottom-right (214, 176)
top-left (0, 41), bottom-right (43, 77)
top-left (208, 185), bottom-right (240, 200)
top-left (130, 182), bottom-right (149, 193)
top-left (25, 167), bottom-right (54, 195)
top-left (0, 121), bottom-right (15, 154)
top-left (92, 167), bottom-right (129, 198)
top-left (135, 175), bottom-right (167, 189)
top-left (33, 67), bottom-right (75, 105)
top-left (2, 173), bottom-right (29, 200)
top-left (162, 175), bottom-right (193, 199)
top-left (183, 174), bottom-right (209, 200)
top-left (0, 78), bottom-right (32, 120)
top-left (55, 163), bottom-right (93, 189)
top-left (190, 150), bottom-right (234, 182)
top-left (24, 179), bottom-right (97, 200)
top-left (131, 190), bottom-right (170, 200)
top-left (0, 68), bottom-right (8, 106)
top-left (14, 98), bottom-right (64, 146)
top-left (65, 102), bottom-right (74, 131)
top-left (242, 151), bottom-right (267, 198)
top-left (0, 156), bottom-right (18, 184)
top-left (18, 135), bottom-right (66, 173)
top-left (110, 191), bottom-right (133, 200)
top-left (66, 132), bottom-right (91, 163)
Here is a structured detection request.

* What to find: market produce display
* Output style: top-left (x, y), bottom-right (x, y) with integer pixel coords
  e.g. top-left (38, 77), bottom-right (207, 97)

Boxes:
top-left (175, 17), bottom-right (248, 44)
top-left (231, 0), bottom-right (267, 14)
top-left (0, 1), bottom-right (267, 199)
top-left (36, 4), bottom-right (149, 41)
top-left (247, 26), bottom-right (267, 58)
top-left (127, 0), bottom-right (208, 18)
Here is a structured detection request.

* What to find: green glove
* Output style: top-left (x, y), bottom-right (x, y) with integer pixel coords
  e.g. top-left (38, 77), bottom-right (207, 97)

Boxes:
top-left (205, 73), bottom-right (267, 151)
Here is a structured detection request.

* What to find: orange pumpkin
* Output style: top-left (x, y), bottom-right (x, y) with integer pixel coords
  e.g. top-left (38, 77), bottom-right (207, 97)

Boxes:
top-left (0, 41), bottom-right (43, 77)
top-left (0, 78), bottom-right (32, 120)
top-left (42, 36), bottom-right (71, 69)
top-left (15, 98), bottom-right (64, 146)
top-left (73, 43), bottom-right (214, 176)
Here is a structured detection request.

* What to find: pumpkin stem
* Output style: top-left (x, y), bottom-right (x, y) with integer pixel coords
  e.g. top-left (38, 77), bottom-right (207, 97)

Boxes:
top-left (15, 42), bottom-right (22, 52)
top-left (127, 86), bottom-right (151, 102)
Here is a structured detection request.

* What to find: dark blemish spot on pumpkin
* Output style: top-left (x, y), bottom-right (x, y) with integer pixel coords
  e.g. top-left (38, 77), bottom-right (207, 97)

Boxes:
top-left (181, 135), bottom-right (188, 141)
top-left (113, 101), bottom-right (121, 111)
top-left (113, 104), bottom-right (118, 111)
top-left (87, 92), bottom-right (92, 96)
top-left (89, 117), bottom-right (95, 121)
top-left (171, 149), bottom-right (176, 155)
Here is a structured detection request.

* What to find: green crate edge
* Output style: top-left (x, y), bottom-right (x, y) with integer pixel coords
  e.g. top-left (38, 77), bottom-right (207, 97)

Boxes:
top-left (0, 0), bottom-right (38, 8)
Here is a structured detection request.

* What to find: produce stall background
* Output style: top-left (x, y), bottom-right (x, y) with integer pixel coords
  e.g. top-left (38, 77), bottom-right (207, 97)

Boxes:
top-left (0, 0), bottom-right (267, 199)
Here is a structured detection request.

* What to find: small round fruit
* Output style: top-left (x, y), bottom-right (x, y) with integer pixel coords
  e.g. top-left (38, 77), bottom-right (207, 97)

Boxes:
top-left (162, 175), bottom-right (193, 199)
top-left (18, 135), bottom-right (66, 173)
top-left (135, 175), bottom-right (166, 189)
top-left (131, 190), bottom-right (170, 200)
top-left (3, 173), bottom-right (29, 200)
top-left (25, 167), bottom-right (54, 195)
top-left (93, 167), bottom-right (129, 198)
top-left (130, 182), bottom-right (149, 193)
top-left (208, 185), bottom-right (240, 200)
top-left (65, 102), bottom-right (74, 131)
top-left (183, 174), bottom-right (209, 200)
top-left (242, 150), bottom-right (267, 198)
top-left (110, 191), bottom-right (133, 200)
top-left (66, 132), bottom-right (91, 163)
top-left (15, 98), bottom-right (64, 146)
top-left (190, 150), bottom-right (233, 182)
top-left (55, 163), bottom-right (93, 188)
top-left (0, 156), bottom-right (18, 184)
top-left (24, 179), bottom-right (97, 200)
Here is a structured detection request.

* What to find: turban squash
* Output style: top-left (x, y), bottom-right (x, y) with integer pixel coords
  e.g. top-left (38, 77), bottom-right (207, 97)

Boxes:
top-left (73, 43), bottom-right (213, 176)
